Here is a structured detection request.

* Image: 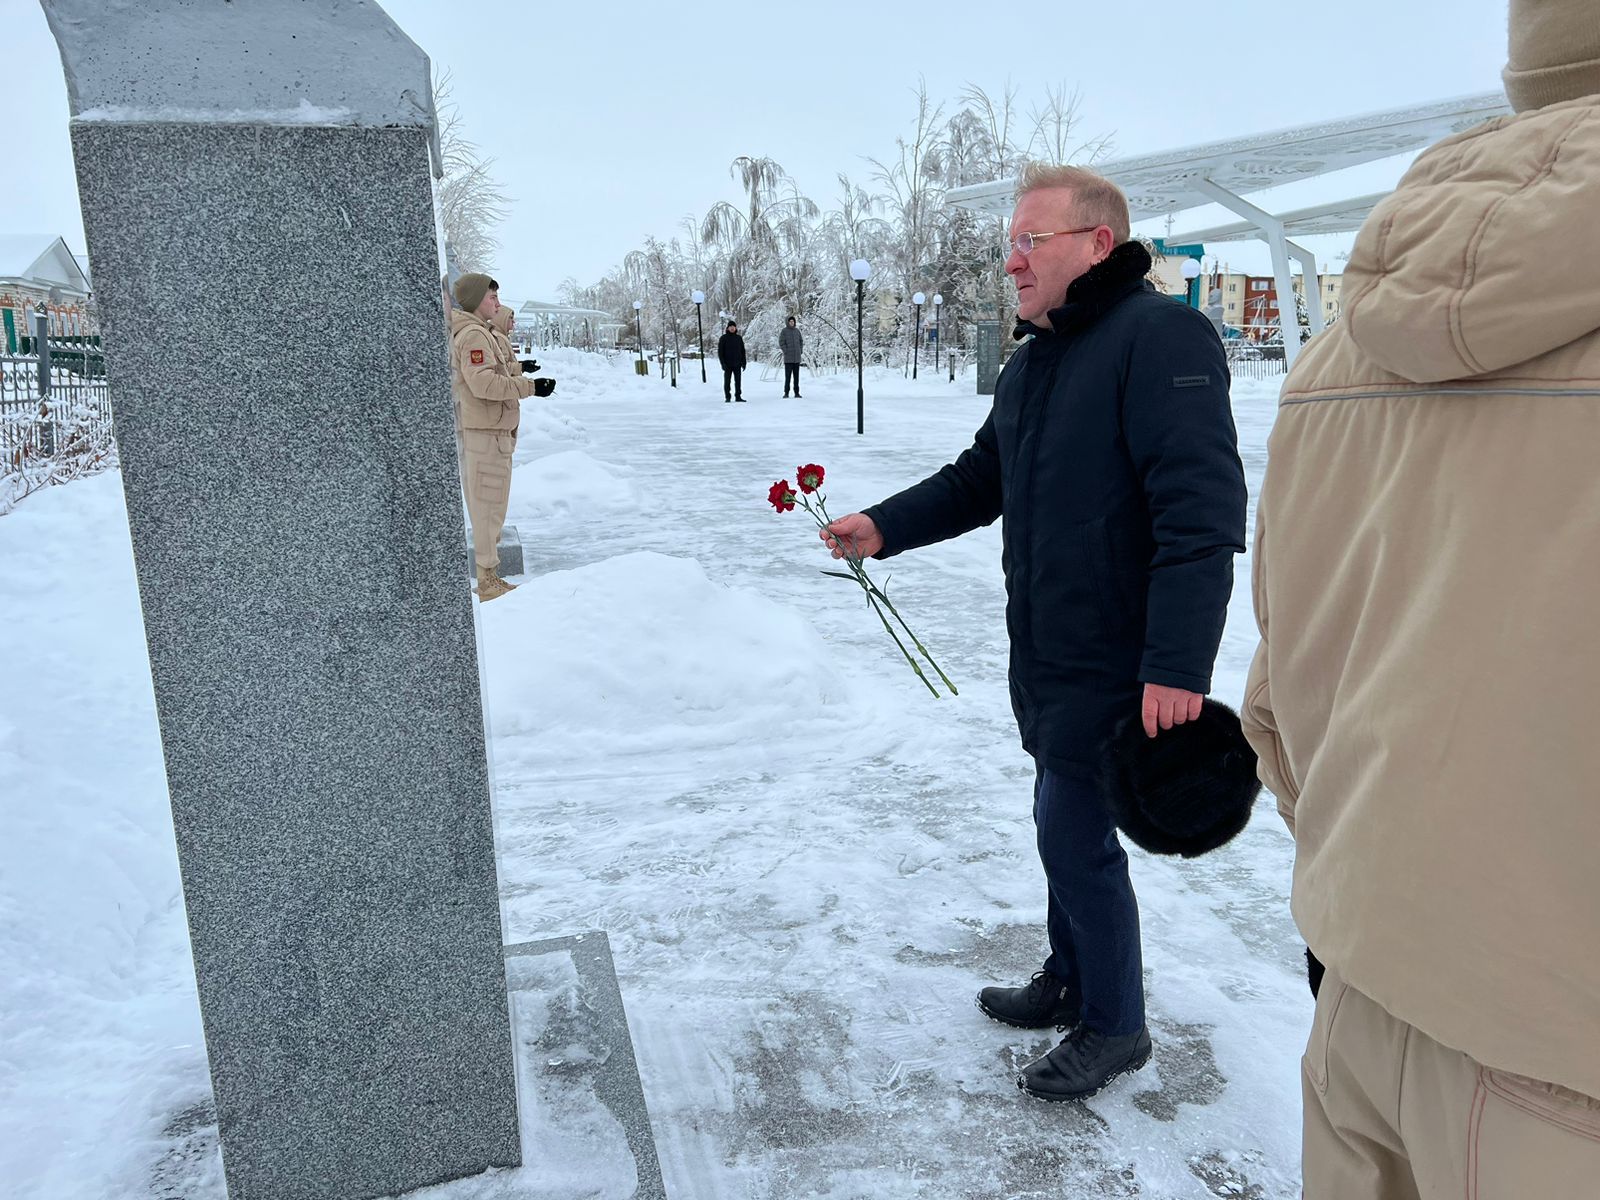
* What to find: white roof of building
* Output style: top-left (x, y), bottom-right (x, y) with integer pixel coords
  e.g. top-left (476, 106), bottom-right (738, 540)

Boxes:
top-left (947, 92), bottom-right (1511, 220)
top-left (0, 235), bottom-right (93, 293)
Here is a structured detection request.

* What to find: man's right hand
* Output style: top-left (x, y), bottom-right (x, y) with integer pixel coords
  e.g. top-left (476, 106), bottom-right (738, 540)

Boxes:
top-left (533, 378), bottom-right (556, 397)
top-left (820, 513), bottom-right (883, 560)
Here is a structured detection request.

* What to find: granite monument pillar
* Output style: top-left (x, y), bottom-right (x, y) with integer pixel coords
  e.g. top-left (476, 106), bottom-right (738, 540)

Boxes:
top-left (39, 2), bottom-right (521, 1196)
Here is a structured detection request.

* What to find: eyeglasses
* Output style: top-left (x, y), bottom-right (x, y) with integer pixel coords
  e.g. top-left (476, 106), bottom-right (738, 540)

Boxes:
top-left (1005, 226), bottom-right (1101, 257)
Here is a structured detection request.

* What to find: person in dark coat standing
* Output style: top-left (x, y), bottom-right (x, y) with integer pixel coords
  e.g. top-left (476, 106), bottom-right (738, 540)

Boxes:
top-left (822, 164), bottom-right (1246, 1102)
top-left (780, 316), bottom-right (804, 397)
top-left (717, 320), bottom-right (747, 402)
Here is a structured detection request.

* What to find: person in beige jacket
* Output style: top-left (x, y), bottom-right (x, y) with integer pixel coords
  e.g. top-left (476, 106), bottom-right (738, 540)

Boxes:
top-left (1243, 1), bottom-right (1600, 1193)
top-left (450, 272), bottom-right (532, 601)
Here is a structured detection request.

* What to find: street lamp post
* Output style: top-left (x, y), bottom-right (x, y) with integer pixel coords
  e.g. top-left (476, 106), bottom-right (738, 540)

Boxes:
top-left (932, 293), bottom-right (943, 379)
top-left (911, 291), bottom-right (925, 379)
top-left (850, 259), bottom-right (871, 435)
top-left (632, 300), bottom-right (643, 365)
top-left (691, 290), bottom-right (706, 383)
top-left (1182, 257), bottom-right (1202, 307)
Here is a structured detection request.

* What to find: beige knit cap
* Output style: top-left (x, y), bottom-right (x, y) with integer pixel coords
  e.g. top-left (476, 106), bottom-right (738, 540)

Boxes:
top-left (453, 272), bottom-right (494, 313)
top-left (1503, 0), bottom-right (1600, 112)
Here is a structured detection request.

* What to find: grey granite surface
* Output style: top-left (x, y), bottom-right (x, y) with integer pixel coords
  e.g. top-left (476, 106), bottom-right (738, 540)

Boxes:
top-left (69, 118), bottom-right (519, 1200)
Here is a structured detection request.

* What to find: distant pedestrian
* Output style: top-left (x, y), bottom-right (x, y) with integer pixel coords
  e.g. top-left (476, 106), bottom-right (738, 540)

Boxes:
top-left (718, 320), bottom-right (747, 402)
top-left (780, 316), bottom-right (804, 397)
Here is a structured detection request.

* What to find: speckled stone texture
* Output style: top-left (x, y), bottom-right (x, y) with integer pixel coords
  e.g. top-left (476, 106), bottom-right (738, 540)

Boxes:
top-left (70, 122), bottom-right (519, 1200)
top-left (504, 934), bottom-right (666, 1199)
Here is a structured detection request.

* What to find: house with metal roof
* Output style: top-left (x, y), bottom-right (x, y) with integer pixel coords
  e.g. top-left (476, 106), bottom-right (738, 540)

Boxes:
top-left (0, 235), bottom-right (95, 350)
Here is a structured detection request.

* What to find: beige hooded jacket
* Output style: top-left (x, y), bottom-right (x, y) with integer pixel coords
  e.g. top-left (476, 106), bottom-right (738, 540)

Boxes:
top-left (450, 307), bottom-right (530, 432)
top-left (1244, 94), bottom-right (1600, 1101)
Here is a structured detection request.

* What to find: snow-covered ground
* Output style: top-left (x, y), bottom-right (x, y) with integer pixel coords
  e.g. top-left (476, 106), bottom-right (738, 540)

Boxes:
top-left (0, 347), bottom-right (1302, 1199)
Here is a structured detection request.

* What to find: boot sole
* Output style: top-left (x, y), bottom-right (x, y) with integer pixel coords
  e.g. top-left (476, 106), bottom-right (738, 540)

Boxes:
top-left (974, 994), bottom-right (1077, 1031)
top-left (1015, 1043), bottom-right (1152, 1103)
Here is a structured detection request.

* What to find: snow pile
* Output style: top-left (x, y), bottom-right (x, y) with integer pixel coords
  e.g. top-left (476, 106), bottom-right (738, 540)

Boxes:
top-left (508, 449), bottom-right (639, 518)
top-left (511, 402), bottom-right (590, 467)
top-left (478, 550), bottom-right (869, 761)
top-left (0, 473), bottom-right (204, 1197)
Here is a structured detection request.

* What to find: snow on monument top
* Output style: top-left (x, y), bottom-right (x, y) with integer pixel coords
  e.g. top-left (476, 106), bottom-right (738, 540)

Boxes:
top-left (39, 0), bottom-right (436, 131)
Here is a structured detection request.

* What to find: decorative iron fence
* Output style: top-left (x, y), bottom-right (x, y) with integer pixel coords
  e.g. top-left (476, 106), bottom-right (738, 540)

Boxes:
top-left (1, 318), bottom-right (117, 514)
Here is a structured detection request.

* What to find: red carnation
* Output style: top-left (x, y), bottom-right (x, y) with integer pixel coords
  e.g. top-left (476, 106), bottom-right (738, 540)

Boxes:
top-left (795, 463), bottom-right (826, 494)
top-left (767, 480), bottom-right (797, 512)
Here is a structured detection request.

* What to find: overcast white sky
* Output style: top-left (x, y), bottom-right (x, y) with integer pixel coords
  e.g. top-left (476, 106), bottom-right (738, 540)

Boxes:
top-left (5, 0), bottom-right (1511, 298)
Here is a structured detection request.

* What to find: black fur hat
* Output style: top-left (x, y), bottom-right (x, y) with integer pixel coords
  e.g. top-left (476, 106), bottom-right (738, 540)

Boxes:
top-left (1096, 698), bottom-right (1261, 857)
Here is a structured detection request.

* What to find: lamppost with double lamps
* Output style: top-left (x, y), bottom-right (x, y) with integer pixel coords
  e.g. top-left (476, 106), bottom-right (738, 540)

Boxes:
top-left (911, 291), bottom-right (925, 379)
top-left (850, 259), bottom-right (871, 434)
top-left (691, 289), bottom-right (707, 383)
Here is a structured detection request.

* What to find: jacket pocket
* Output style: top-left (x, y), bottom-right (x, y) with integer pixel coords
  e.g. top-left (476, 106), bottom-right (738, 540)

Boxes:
top-left (1079, 516), bottom-right (1138, 638)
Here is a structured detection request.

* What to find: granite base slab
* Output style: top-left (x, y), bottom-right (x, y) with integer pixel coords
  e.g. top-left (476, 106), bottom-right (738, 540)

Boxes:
top-left (503, 933), bottom-right (666, 1200)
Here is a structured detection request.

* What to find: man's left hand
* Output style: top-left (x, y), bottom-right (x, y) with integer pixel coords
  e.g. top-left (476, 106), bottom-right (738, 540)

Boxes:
top-left (1142, 683), bottom-right (1203, 739)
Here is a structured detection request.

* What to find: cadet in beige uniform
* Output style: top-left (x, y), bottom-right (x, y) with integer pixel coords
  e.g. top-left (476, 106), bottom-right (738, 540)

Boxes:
top-left (450, 272), bottom-right (530, 601)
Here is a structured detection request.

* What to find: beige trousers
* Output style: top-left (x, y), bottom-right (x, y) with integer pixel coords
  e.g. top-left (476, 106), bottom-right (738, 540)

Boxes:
top-left (1304, 967), bottom-right (1600, 1198)
top-left (460, 428), bottom-right (514, 571)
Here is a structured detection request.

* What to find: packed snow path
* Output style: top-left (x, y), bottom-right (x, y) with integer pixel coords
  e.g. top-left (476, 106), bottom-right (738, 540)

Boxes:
top-left (1, 350), bottom-right (1304, 1199)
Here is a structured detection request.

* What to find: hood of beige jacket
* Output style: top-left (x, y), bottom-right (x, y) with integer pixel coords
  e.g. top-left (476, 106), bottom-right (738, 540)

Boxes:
top-left (1341, 95), bottom-right (1600, 383)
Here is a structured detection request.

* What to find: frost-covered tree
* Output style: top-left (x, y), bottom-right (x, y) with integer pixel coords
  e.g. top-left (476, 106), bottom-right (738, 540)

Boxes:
top-left (574, 77), bottom-right (1111, 363)
top-left (433, 70), bottom-right (509, 275)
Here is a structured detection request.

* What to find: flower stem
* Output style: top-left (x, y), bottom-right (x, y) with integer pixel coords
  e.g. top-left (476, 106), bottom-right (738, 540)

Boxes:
top-left (805, 492), bottom-right (952, 698)
top-left (813, 493), bottom-right (958, 696)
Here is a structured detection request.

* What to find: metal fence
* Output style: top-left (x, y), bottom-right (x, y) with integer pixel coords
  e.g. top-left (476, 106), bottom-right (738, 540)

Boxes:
top-left (1, 313), bottom-right (116, 514)
top-left (1226, 347), bottom-right (1289, 383)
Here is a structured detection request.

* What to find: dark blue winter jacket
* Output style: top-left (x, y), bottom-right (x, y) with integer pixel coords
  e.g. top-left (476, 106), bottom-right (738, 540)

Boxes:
top-left (863, 242), bottom-right (1247, 772)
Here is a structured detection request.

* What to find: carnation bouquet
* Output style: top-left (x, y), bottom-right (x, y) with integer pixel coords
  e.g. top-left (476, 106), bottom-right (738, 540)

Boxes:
top-left (768, 464), bottom-right (956, 698)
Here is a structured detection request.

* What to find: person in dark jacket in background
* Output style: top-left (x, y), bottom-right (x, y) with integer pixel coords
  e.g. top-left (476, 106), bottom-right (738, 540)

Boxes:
top-left (717, 320), bottom-right (747, 402)
top-left (780, 316), bottom-right (804, 397)
top-left (822, 163), bottom-right (1246, 1102)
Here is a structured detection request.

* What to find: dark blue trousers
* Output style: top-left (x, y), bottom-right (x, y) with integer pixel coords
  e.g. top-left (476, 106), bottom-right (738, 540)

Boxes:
top-left (1033, 765), bottom-right (1145, 1036)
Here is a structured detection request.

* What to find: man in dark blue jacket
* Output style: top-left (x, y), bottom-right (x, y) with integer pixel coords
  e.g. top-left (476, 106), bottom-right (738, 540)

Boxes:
top-left (824, 164), bottom-right (1246, 1102)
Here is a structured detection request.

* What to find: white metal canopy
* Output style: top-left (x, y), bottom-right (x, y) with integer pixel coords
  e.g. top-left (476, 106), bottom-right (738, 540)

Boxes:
top-left (946, 92), bottom-right (1512, 366)
top-left (514, 300), bottom-right (620, 345)
top-left (1165, 192), bottom-right (1388, 245)
top-left (945, 93), bottom-right (1509, 220)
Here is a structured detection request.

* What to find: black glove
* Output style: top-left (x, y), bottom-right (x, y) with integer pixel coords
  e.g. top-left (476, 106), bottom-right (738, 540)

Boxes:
top-left (1306, 947), bottom-right (1325, 1000)
top-left (519, 359), bottom-right (540, 374)
top-left (532, 377), bottom-right (556, 397)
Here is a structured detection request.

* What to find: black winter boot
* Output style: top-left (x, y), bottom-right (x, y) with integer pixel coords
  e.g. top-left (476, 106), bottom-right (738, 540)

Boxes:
top-left (1017, 1024), bottom-right (1152, 1102)
top-left (977, 971), bottom-right (1081, 1029)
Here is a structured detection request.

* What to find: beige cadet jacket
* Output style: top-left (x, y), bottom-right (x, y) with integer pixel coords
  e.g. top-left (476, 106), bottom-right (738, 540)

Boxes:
top-left (1243, 94), bottom-right (1600, 1101)
top-left (450, 308), bottom-right (530, 432)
